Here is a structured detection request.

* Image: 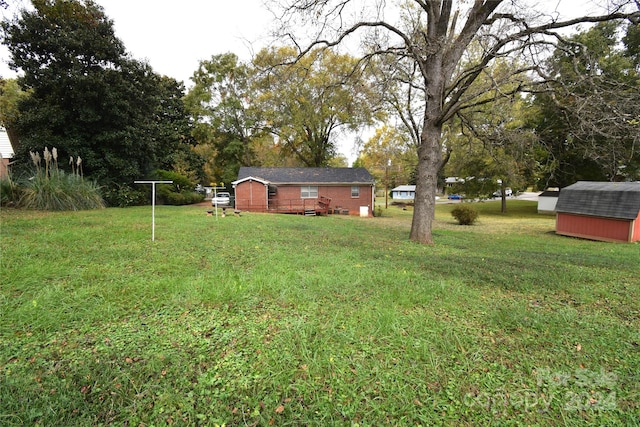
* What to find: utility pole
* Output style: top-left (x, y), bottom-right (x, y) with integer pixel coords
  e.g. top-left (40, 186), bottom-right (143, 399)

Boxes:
top-left (385, 159), bottom-right (391, 209)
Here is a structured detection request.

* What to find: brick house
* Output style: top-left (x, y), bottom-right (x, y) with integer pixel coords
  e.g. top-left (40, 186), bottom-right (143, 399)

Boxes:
top-left (232, 167), bottom-right (375, 216)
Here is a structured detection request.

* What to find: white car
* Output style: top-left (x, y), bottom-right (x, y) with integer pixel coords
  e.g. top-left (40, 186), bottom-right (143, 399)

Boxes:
top-left (493, 188), bottom-right (512, 197)
top-left (211, 192), bottom-right (231, 206)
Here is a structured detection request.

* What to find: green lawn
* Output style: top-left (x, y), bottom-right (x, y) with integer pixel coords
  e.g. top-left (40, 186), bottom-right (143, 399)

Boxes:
top-left (1, 201), bottom-right (638, 426)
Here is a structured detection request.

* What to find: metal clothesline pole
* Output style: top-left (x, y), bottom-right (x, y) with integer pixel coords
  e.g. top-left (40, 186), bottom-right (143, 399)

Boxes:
top-left (134, 180), bottom-right (173, 241)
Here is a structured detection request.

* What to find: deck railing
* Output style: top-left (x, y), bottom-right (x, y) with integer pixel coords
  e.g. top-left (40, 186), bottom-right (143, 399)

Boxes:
top-left (234, 196), bottom-right (331, 215)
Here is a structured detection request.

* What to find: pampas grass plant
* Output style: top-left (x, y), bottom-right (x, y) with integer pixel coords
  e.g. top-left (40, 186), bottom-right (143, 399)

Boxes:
top-left (18, 147), bottom-right (104, 211)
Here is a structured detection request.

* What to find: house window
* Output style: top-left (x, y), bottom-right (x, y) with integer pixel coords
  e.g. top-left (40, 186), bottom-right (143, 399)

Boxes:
top-left (301, 186), bottom-right (318, 198)
top-left (351, 186), bottom-right (360, 198)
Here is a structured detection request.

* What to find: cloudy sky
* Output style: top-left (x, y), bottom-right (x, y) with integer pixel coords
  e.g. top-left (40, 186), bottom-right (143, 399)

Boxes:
top-left (1, 0), bottom-right (604, 85)
top-left (98, 0), bottom-right (276, 85)
top-left (1, 0), bottom-right (275, 84)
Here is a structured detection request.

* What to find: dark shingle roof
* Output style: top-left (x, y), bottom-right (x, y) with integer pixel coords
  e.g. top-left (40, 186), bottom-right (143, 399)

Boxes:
top-left (539, 190), bottom-right (559, 198)
top-left (236, 167), bottom-right (374, 185)
top-left (555, 181), bottom-right (640, 220)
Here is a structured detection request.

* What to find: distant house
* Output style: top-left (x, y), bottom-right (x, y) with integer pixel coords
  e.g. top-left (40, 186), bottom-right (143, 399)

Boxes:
top-left (555, 181), bottom-right (640, 242)
top-left (537, 190), bottom-right (559, 214)
top-left (391, 185), bottom-right (416, 200)
top-left (445, 177), bottom-right (464, 187)
top-left (232, 167), bottom-right (375, 216)
top-left (0, 127), bottom-right (14, 178)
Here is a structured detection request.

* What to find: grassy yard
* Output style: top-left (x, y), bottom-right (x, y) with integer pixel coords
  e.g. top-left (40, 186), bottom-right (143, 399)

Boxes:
top-left (1, 201), bottom-right (638, 426)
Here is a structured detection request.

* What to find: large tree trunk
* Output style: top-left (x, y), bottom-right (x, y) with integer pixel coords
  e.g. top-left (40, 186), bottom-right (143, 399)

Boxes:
top-left (410, 120), bottom-right (443, 244)
top-left (410, 56), bottom-right (446, 244)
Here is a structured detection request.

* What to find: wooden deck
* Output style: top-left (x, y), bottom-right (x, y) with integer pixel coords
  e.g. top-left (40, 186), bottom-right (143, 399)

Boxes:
top-left (267, 196), bottom-right (332, 215)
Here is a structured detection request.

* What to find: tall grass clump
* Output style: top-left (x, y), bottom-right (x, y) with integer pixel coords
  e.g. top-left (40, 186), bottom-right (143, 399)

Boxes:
top-left (18, 147), bottom-right (105, 211)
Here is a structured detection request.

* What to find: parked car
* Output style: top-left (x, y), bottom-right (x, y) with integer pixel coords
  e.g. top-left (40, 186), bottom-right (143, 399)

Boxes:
top-left (447, 194), bottom-right (464, 200)
top-left (493, 188), bottom-right (512, 198)
top-left (211, 192), bottom-right (231, 206)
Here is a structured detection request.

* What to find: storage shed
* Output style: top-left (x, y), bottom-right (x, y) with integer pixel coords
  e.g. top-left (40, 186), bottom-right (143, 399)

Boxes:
top-left (537, 190), bottom-right (559, 214)
top-left (555, 181), bottom-right (640, 242)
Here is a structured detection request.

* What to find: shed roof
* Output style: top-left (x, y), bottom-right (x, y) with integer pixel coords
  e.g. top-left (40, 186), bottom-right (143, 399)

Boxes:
top-left (539, 190), bottom-right (559, 198)
top-left (231, 176), bottom-right (270, 186)
top-left (555, 181), bottom-right (640, 220)
top-left (391, 185), bottom-right (416, 192)
top-left (0, 127), bottom-right (14, 159)
top-left (236, 167), bottom-right (374, 185)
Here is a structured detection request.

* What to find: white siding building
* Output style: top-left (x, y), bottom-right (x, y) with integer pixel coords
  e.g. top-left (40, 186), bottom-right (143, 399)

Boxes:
top-left (391, 185), bottom-right (416, 200)
top-left (0, 127), bottom-right (15, 178)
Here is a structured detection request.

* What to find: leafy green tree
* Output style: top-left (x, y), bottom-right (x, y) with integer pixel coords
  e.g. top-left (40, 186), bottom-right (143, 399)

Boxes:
top-left (0, 78), bottom-right (28, 146)
top-left (449, 91), bottom-right (538, 211)
top-left (2, 0), bottom-right (201, 204)
top-left (355, 125), bottom-right (417, 190)
top-left (527, 93), bottom-right (610, 188)
top-left (530, 21), bottom-right (640, 184)
top-left (152, 75), bottom-right (204, 183)
top-left (185, 53), bottom-right (262, 186)
top-left (624, 22), bottom-right (640, 64)
top-left (186, 49), bottom-right (376, 179)
top-left (253, 47), bottom-right (377, 167)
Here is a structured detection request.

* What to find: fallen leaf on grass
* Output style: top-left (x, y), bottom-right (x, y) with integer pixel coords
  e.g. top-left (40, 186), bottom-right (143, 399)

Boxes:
top-left (275, 404), bottom-right (285, 414)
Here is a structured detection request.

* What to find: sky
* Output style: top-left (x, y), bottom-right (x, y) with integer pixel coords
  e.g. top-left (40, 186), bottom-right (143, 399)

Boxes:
top-left (98, 0), bottom-right (276, 85)
top-left (1, 0), bottom-right (276, 85)
top-left (1, 0), bottom-right (600, 83)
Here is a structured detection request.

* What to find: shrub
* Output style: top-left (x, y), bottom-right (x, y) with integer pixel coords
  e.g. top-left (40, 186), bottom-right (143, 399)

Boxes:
top-left (155, 169), bottom-right (204, 205)
top-left (0, 175), bottom-right (21, 207)
top-left (103, 184), bottom-right (148, 207)
top-left (451, 204), bottom-right (479, 225)
top-left (154, 169), bottom-right (193, 192)
top-left (161, 190), bottom-right (204, 206)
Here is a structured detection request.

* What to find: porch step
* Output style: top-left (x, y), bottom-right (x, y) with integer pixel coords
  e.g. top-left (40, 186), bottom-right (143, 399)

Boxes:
top-left (304, 209), bottom-right (316, 216)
